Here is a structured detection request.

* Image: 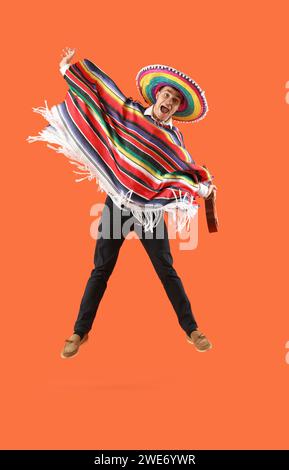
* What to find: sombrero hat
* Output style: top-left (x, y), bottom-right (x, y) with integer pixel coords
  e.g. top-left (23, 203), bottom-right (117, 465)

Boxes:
top-left (136, 64), bottom-right (208, 123)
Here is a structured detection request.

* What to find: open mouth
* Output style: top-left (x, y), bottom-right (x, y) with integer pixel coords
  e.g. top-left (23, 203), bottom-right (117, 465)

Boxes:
top-left (160, 105), bottom-right (170, 114)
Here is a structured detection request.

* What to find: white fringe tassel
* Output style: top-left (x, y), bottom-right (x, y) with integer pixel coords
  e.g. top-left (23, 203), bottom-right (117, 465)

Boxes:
top-left (27, 100), bottom-right (199, 233)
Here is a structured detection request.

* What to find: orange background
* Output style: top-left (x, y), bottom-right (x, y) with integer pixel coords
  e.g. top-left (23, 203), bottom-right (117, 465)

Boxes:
top-left (1, 0), bottom-right (288, 450)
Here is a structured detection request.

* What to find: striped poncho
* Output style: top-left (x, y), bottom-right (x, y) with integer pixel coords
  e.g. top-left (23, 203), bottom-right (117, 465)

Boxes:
top-left (27, 58), bottom-right (213, 232)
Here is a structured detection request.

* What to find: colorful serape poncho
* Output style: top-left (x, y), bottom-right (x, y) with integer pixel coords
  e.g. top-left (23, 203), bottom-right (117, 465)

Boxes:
top-left (27, 59), bottom-right (213, 232)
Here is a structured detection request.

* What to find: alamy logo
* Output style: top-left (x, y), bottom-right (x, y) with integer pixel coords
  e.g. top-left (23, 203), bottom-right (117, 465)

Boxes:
top-left (285, 341), bottom-right (289, 365)
top-left (285, 81), bottom-right (289, 104)
top-left (89, 202), bottom-right (199, 251)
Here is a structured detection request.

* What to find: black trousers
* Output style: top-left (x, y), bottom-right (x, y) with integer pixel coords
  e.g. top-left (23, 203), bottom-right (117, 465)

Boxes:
top-left (73, 195), bottom-right (198, 338)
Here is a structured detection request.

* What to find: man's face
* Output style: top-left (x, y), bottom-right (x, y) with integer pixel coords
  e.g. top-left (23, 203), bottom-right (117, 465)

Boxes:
top-left (152, 86), bottom-right (183, 122)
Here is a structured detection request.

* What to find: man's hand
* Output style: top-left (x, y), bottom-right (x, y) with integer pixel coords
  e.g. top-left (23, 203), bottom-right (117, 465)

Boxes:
top-left (205, 184), bottom-right (217, 199)
top-left (59, 47), bottom-right (76, 68)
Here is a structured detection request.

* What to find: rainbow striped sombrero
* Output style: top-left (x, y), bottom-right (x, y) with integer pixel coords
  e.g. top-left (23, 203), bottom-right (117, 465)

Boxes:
top-left (136, 64), bottom-right (208, 123)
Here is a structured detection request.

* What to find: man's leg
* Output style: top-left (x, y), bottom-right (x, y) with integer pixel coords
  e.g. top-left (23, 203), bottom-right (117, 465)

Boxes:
top-left (73, 195), bottom-right (126, 338)
top-left (138, 216), bottom-right (198, 337)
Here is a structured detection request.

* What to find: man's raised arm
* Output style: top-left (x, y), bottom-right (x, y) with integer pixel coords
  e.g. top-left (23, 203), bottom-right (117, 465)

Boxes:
top-left (59, 46), bottom-right (75, 76)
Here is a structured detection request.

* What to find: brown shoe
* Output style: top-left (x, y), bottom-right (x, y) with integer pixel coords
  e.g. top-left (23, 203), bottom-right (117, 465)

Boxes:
top-left (187, 330), bottom-right (212, 352)
top-left (60, 333), bottom-right (89, 359)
